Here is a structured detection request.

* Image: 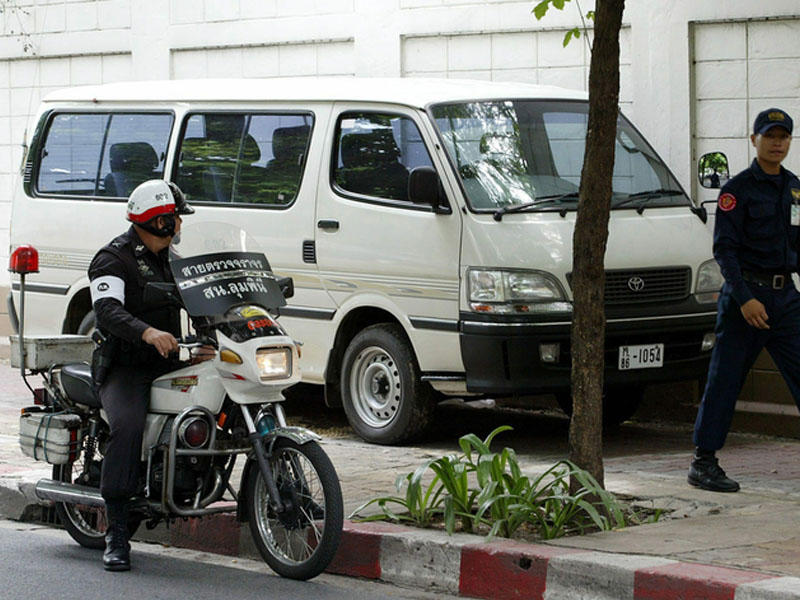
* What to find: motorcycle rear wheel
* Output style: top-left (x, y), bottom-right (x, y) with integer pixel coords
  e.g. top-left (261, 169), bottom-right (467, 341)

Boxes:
top-left (245, 438), bottom-right (343, 580)
top-left (52, 462), bottom-right (141, 549)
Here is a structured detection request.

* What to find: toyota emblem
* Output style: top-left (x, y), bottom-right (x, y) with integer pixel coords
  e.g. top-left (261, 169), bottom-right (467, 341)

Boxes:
top-left (627, 276), bottom-right (645, 292)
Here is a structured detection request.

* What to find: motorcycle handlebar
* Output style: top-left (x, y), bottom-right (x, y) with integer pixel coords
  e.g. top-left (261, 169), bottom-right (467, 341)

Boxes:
top-left (177, 335), bottom-right (218, 349)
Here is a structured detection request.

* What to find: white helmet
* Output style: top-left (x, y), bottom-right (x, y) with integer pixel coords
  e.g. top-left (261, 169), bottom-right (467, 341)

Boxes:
top-left (126, 179), bottom-right (194, 226)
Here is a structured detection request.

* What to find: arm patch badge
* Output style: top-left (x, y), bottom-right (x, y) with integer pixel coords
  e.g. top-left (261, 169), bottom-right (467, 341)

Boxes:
top-left (718, 193), bottom-right (737, 212)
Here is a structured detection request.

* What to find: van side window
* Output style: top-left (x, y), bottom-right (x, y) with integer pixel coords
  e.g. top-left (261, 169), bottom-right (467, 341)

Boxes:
top-left (36, 113), bottom-right (173, 198)
top-left (333, 112), bottom-right (433, 203)
top-left (175, 112), bottom-right (313, 206)
top-left (98, 114), bottom-right (173, 197)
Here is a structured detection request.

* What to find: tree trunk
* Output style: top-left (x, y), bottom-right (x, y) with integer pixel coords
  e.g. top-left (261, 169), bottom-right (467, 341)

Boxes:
top-left (568, 0), bottom-right (625, 490)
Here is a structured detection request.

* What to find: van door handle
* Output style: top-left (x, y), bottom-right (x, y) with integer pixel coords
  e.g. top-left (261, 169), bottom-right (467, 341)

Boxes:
top-left (317, 220), bottom-right (340, 231)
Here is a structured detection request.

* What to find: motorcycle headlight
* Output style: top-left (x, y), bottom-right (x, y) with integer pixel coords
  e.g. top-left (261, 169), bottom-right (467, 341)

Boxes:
top-left (695, 259), bottom-right (724, 304)
top-left (468, 268), bottom-right (570, 314)
top-left (255, 347), bottom-right (292, 381)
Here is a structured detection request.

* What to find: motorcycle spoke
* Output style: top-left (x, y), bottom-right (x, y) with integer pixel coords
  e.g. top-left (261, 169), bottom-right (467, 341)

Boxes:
top-left (255, 446), bottom-right (328, 565)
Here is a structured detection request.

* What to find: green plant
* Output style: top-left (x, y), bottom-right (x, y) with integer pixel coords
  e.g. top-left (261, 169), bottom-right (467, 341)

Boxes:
top-left (350, 426), bottom-right (652, 541)
top-left (350, 458), bottom-right (445, 528)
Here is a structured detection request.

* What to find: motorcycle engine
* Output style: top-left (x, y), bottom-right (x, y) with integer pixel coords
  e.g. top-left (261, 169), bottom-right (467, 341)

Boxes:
top-left (146, 416), bottom-right (218, 504)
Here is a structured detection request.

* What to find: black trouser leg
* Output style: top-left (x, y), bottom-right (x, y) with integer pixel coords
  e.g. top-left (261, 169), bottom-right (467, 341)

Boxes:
top-left (99, 366), bottom-right (154, 500)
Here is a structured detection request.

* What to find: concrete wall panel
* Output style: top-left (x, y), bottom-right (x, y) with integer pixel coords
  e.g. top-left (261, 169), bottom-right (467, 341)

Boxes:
top-left (693, 22), bottom-right (746, 61)
top-left (694, 60), bottom-right (747, 100)
top-left (748, 19), bottom-right (800, 59)
top-left (491, 32), bottom-right (536, 70)
top-left (748, 58), bottom-right (800, 99)
top-left (172, 41), bottom-right (354, 79)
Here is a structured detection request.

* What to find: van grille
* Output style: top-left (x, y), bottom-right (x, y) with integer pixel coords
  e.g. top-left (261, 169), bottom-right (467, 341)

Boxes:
top-left (568, 267), bottom-right (691, 305)
top-left (23, 160), bottom-right (33, 185)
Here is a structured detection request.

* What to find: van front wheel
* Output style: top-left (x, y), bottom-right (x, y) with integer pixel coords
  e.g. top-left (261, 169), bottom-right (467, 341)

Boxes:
top-left (341, 324), bottom-right (433, 444)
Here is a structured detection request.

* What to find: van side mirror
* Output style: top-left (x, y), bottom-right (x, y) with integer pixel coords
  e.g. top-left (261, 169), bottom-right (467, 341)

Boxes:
top-left (698, 152), bottom-right (729, 189)
top-left (408, 166), bottom-right (450, 214)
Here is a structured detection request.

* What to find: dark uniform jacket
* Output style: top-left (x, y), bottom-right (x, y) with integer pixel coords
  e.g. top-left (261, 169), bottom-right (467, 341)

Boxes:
top-left (713, 159), bottom-right (800, 306)
top-left (88, 226), bottom-right (180, 367)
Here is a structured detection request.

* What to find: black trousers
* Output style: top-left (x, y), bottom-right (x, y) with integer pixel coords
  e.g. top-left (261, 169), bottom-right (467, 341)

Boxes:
top-left (98, 364), bottom-right (165, 501)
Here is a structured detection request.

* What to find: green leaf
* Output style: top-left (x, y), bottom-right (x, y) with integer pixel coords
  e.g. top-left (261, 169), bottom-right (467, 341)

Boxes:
top-left (563, 27), bottom-right (580, 47)
top-left (482, 425), bottom-right (513, 448)
top-left (586, 10), bottom-right (595, 20)
top-left (552, 0), bottom-right (567, 9)
top-left (532, 0), bottom-right (551, 20)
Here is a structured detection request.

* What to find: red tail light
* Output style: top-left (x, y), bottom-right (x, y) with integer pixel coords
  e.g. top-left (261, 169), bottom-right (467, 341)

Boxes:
top-left (9, 245), bottom-right (39, 274)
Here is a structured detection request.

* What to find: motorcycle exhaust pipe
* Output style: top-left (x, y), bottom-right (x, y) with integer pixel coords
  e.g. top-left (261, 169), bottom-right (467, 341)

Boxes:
top-left (35, 479), bottom-right (105, 507)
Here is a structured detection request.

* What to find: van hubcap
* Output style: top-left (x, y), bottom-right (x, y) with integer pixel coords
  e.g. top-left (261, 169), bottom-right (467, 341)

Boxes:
top-left (349, 346), bottom-right (401, 428)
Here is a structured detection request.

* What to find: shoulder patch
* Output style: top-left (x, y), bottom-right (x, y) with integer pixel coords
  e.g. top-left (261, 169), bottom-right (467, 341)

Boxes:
top-left (718, 192), bottom-right (737, 212)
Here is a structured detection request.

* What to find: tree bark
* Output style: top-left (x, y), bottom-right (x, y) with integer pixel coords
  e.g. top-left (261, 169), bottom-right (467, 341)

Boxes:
top-left (568, 0), bottom-right (625, 490)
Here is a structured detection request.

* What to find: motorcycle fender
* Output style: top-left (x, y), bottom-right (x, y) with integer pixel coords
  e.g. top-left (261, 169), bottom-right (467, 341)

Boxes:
top-left (236, 427), bottom-right (322, 522)
top-left (265, 426), bottom-right (321, 446)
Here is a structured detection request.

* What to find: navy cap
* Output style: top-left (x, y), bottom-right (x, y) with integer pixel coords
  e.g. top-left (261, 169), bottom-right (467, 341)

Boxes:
top-left (753, 108), bottom-right (793, 135)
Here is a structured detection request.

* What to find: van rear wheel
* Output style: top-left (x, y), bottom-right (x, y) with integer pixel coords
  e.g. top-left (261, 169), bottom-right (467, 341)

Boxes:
top-left (341, 323), bottom-right (433, 444)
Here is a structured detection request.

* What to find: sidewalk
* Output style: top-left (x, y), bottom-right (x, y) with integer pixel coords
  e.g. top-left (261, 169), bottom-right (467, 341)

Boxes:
top-left (1, 362), bottom-right (800, 599)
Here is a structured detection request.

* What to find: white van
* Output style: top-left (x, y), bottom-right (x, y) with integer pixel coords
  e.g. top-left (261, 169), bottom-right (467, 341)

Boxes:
top-left (9, 77), bottom-right (722, 443)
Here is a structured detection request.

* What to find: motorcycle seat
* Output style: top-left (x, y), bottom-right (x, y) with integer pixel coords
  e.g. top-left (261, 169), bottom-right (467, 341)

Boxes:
top-left (60, 363), bottom-right (101, 408)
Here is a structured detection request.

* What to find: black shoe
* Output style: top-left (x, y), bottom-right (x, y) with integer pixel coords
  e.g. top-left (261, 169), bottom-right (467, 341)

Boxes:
top-left (688, 452), bottom-right (740, 493)
top-left (103, 501), bottom-right (131, 572)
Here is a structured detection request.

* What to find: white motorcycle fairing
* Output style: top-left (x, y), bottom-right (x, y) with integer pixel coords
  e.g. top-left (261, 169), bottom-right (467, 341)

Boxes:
top-left (149, 360), bottom-right (225, 414)
top-left (213, 330), bottom-right (301, 404)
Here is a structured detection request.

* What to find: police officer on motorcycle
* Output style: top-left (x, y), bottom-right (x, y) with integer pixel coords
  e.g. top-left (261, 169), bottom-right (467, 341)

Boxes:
top-left (89, 179), bottom-right (194, 571)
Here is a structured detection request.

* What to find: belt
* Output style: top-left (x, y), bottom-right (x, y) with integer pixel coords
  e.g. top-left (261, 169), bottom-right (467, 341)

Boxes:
top-left (742, 270), bottom-right (793, 290)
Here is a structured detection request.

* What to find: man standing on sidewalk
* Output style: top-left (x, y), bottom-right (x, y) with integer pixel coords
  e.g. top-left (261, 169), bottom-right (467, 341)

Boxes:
top-left (690, 108), bottom-right (800, 492)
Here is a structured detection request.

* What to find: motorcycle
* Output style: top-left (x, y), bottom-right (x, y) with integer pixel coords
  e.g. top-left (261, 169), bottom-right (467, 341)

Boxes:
top-left (10, 222), bottom-right (343, 580)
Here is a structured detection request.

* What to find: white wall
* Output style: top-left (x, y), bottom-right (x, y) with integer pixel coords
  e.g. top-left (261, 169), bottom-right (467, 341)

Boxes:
top-left (1, 0), bottom-right (799, 287)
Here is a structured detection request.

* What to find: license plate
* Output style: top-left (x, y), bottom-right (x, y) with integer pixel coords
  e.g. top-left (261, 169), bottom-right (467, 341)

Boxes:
top-left (618, 344), bottom-right (664, 370)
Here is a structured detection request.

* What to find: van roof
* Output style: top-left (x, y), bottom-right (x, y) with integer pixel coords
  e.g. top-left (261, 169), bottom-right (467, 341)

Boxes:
top-left (41, 77), bottom-right (588, 108)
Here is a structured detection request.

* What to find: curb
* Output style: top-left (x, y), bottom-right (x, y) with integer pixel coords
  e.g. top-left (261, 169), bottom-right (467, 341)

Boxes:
top-left (141, 514), bottom-right (800, 600)
top-left (6, 487), bottom-right (800, 598)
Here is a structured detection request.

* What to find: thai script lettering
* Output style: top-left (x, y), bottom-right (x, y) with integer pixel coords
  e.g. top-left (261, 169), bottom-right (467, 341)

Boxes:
top-left (182, 257), bottom-right (265, 278)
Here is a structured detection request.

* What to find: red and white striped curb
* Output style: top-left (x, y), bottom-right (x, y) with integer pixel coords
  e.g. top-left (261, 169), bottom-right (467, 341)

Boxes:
top-left (161, 517), bottom-right (800, 599)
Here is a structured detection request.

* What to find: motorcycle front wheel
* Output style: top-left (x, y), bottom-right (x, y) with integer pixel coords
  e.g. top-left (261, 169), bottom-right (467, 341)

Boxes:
top-left (52, 461), bottom-right (141, 549)
top-left (245, 438), bottom-right (343, 580)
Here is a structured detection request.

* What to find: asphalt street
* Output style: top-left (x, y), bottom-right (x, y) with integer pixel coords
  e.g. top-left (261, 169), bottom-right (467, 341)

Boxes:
top-left (0, 520), bottom-right (459, 600)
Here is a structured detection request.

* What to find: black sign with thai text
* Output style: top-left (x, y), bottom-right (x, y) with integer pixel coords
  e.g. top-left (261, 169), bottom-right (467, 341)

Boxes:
top-left (170, 251), bottom-right (286, 316)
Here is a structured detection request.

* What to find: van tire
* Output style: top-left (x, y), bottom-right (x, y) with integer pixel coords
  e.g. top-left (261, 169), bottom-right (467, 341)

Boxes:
top-left (341, 323), bottom-right (433, 445)
top-left (555, 385), bottom-right (644, 428)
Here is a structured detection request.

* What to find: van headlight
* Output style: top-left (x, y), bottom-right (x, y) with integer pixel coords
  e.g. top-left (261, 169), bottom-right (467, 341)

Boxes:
top-left (467, 268), bottom-right (571, 314)
top-left (256, 347), bottom-right (292, 381)
top-left (695, 259), bottom-right (724, 304)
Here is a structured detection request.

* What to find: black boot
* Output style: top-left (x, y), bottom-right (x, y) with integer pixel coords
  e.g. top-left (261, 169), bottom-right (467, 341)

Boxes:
top-left (688, 448), bottom-right (740, 493)
top-left (103, 500), bottom-right (131, 571)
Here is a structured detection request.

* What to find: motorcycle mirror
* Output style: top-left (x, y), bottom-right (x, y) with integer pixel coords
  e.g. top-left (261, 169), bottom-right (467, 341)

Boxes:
top-left (277, 276), bottom-right (294, 300)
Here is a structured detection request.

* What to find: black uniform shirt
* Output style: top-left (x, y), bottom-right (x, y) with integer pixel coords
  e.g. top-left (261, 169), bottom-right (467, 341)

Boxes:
top-left (88, 226), bottom-right (180, 365)
top-left (713, 159), bottom-right (800, 306)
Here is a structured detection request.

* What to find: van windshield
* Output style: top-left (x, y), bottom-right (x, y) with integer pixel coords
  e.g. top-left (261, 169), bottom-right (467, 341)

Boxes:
top-left (430, 100), bottom-right (687, 213)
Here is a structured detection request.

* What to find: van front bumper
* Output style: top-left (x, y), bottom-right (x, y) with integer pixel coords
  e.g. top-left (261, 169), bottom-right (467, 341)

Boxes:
top-left (459, 309), bottom-right (717, 395)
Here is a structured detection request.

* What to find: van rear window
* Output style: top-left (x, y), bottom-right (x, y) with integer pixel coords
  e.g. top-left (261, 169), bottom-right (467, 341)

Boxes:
top-left (36, 112), bottom-right (173, 198)
top-left (174, 112), bottom-right (314, 206)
